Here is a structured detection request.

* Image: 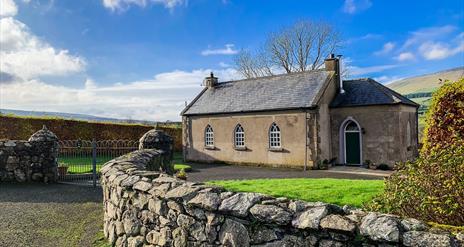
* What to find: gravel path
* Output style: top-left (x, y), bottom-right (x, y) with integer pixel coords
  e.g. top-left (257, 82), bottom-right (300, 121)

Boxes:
top-left (187, 163), bottom-right (387, 182)
top-left (0, 183), bottom-right (102, 247)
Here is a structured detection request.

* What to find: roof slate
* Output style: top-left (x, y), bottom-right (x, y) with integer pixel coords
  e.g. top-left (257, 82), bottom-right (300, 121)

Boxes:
top-left (182, 70), bottom-right (332, 115)
top-left (330, 78), bottom-right (419, 108)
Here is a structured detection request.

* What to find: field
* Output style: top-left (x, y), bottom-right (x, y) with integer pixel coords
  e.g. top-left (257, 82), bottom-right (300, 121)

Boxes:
top-left (58, 152), bottom-right (190, 174)
top-left (209, 178), bottom-right (384, 207)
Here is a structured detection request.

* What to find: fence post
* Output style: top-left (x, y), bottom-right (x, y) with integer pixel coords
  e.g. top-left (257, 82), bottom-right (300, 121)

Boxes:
top-left (92, 139), bottom-right (97, 187)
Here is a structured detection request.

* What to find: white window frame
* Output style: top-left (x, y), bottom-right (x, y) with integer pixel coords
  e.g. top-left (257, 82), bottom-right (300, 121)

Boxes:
top-left (269, 123), bottom-right (281, 148)
top-left (205, 125), bottom-right (214, 147)
top-left (234, 124), bottom-right (245, 148)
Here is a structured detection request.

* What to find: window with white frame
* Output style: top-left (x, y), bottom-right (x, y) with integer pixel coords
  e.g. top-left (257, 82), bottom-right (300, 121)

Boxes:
top-left (269, 123), bottom-right (281, 148)
top-left (234, 124), bottom-right (245, 148)
top-left (205, 125), bottom-right (214, 147)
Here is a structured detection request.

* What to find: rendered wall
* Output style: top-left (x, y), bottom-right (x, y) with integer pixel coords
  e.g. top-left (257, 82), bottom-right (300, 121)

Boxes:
top-left (330, 105), bottom-right (418, 167)
top-left (183, 111), bottom-right (313, 168)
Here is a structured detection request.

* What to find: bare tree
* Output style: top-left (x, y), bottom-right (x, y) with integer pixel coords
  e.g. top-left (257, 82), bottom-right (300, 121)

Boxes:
top-left (235, 20), bottom-right (341, 79)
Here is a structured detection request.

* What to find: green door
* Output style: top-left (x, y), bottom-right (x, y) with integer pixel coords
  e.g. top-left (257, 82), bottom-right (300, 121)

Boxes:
top-left (345, 132), bottom-right (360, 164)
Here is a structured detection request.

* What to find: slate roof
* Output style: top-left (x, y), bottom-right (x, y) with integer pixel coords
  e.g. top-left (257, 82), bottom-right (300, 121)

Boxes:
top-left (330, 78), bottom-right (419, 108)
top-left (182, 70), bottom-right (332, 116)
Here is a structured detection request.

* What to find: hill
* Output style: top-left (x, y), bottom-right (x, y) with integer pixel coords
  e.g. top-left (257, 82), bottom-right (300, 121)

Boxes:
top-left (387, 67), bottom-right (464, 94)
top-left (0, 108), bottom-right (163, 126)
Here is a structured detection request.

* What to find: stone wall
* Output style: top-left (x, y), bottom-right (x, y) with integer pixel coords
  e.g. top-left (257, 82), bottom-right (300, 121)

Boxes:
top-left (0, 126), bottom-right (58, 183)
top-left (102, 131), bottom-right (461, 247)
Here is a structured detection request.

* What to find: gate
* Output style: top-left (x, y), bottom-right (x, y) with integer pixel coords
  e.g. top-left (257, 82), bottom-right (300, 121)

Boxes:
top-left (57, 139), bottom-right (139, 186)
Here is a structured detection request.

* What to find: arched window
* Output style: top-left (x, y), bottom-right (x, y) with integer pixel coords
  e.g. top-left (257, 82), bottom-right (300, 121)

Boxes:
top-left (269, 123), bottom-right (281, 148)
top-left (345, 121), bottom-right (360, 132)
top-left (234, 124), bottom-right (245, 148)
top-left (205, 125), bottom-right (214, 147)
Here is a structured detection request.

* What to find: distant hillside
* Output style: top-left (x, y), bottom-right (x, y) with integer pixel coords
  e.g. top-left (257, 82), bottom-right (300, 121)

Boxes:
top-left (0, 108), bottom-right (164, 126)
top-left (387, 67), bottom-right (464, 94)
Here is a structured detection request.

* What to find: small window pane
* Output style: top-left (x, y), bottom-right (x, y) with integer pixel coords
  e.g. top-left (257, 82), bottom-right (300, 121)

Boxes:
top-left (345, 121), bottom-right (359, 131)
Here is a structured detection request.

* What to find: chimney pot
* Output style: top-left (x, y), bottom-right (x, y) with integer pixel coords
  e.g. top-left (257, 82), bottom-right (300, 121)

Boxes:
top-left (203, 72), bottom-right (218, 88)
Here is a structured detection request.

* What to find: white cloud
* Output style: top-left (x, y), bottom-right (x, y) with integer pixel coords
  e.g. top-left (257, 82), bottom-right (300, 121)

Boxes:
top-left (343, 0), bottom-right (372, 14)
top-left (102, 0), bottom-right (184, 12)
top-left (374, 75), bottom-right (404, 84)
top-left (374, 42), bottom-right (395, 55)
top-left (219, 62), bottom-right (230, 68)
top-left (348, 64), bottom-right (399, 76)
top-left (0, 68), bottom-right (241, 121)
top-left (201, 44), bottom-right (238, 56)
top-left (395, 52), bottom-right (415, 61)
top-left (418, 41), bottom-right (464, 60)
top-left (403, 25), bottom-right (456, 49)
top-left (0, 10), bottom-right (85, 80)
top-left (0, 0), bottom-right (17, 17)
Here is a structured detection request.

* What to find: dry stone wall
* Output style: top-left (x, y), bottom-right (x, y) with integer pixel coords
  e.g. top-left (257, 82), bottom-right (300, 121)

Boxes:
top-left (102, 132), bottom-right (461, 247)
top-left (0, 126), bottom-right (58, 183)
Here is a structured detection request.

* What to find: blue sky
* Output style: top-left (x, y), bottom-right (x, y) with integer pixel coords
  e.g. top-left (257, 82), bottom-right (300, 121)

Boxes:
top-left (1, 0), bottom-right (463, 121)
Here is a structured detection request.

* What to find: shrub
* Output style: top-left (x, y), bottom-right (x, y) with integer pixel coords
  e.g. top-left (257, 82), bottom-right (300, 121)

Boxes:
top-left (421, 78), bottom-right (464, 155)
top-left (365, 79), bottom-right (464, 226)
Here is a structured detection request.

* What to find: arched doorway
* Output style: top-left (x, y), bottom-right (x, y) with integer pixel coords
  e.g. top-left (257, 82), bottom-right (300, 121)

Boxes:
top-left (339, 118), bottom-right (362, 165)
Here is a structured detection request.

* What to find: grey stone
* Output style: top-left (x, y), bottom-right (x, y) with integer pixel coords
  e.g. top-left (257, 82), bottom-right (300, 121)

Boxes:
top-left (167, 201), bottom-right (184, 212)
top-left (219, 218), bottom-right (250, 247)
top-left (403, 231), bottom-right (456, 247)
top-left (189, 222), bottom-right (207, 241)
top-left (320, 214), bottom-right (357, 233)
top-left (187, 192), bottom-right (221, 211)
top-left (133, 181), bottom-right (153, 192)
top-left (127, 236), bottom-right (144, 247)
top-left (249, 204), bottom-right (292, 225)
top-left (146, 230), bottom-right (161, 245)
top-left (292, 206), bottom-right (329, 229)
top-left (255, 235), bottom-right (306, 247)
top-left (218, 192), bottom-right (263, 217)
top-left (401, 218), bottom-right (428, 231)
top-left (172, 227), bottom-right (187, 247)
top-left (123, 210), bottom-right (141, 236)
top-left (318, 239), bottom-right (345, 247)
top-left (115, 221), bottom-right (125, 236)
top-left (249, 226), bottom-right (279, 244)
top-left (4, 140), bottom-right (16, 147)
top-left (165, 185), bottom-right (200, 201)
top-left (177, 214), bottom-right (195, 228)
top-left (14, 169), bottom-right (26, 182)
top-left (148, 199), bottom-right (167, 215)
top-left (121, 175), bottom-right (141, 188)
top-left (360, 213), bottom-right (400, 243)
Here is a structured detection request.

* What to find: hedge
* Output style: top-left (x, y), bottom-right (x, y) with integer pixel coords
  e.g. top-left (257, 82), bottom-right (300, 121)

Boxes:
top-left (0, 116), bottom-right (182, 152)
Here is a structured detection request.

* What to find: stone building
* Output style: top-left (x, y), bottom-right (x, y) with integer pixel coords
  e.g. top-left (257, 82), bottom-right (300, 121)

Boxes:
top-left (181, 55), bottom-right (419, 169)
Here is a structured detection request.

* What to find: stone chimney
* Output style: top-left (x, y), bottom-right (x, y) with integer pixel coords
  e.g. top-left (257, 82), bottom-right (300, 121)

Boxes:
top-left (324, 54), bottom-right (344, 94)
top-left (203, 72), bottom-right (218, 88)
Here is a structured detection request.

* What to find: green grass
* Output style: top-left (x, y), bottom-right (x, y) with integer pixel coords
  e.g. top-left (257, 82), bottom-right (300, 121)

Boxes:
top-left (59, 152), bottom-right (190, 174)
top-left (209, 178), bottom-right (384, 207)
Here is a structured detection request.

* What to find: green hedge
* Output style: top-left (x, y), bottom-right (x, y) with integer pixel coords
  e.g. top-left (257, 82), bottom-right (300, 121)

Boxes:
top-left (0, 116), bottom-right (183, 151)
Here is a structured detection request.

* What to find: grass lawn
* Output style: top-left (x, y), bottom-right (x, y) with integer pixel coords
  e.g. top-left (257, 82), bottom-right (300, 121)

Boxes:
top-left (209, 178), bottom-right (384, 207)
top-left (59, 152), bottom-right (191, 174)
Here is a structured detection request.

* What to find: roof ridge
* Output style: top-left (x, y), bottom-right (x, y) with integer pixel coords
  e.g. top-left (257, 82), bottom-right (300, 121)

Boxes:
top-left (365, 78), bottom-right (419, 106)
top-left (218, 68), bottom-right (327, 84)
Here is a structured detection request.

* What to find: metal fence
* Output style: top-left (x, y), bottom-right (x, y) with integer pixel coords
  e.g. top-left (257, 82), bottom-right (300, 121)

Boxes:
top-left (57, 139), bottom-right (139, 186)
